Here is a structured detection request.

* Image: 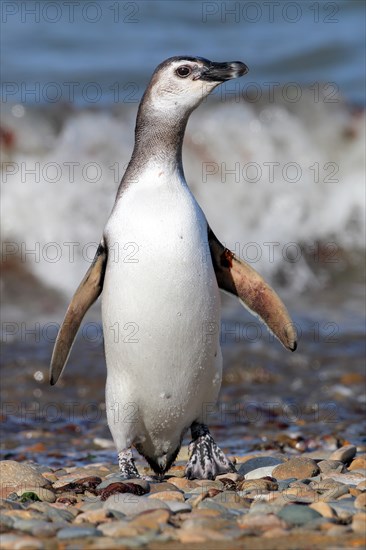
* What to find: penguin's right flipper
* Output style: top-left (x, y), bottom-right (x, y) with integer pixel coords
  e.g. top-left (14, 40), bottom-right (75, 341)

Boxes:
top-left (49, 241), bottom-right (107, 386)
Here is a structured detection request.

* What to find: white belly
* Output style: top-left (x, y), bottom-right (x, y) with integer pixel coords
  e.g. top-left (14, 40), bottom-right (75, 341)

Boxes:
top-left (101, 169), bottom-right (222, 457)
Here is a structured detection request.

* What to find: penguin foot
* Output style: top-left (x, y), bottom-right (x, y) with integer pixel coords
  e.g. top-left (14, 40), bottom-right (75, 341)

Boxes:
top-left (185, 423), bottom-right (236, 480)
top-left (118, 448), bottom-right (140, 479)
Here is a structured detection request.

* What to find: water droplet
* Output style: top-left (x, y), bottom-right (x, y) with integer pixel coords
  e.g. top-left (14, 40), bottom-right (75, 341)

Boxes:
top-left (11, 104), bottom-right (25, 118)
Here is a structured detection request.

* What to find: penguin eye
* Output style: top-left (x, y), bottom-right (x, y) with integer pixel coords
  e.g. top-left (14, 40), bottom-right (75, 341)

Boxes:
top-left (176, 65), bottom-right (192, 78)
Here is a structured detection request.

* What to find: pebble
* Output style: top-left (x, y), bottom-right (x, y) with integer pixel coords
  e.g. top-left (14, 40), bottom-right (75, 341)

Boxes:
top-left (329, 445), bottom-right (357, 464)
top-left (354, 492), bottom-right (366, 510)
top-left (277, 505), bottom-right (322, 525)
top-left (0, 535), bottom-right (44, 549)
top-left (13, 519), bottom-right (64, 537)
top-left (238, 478), bottom-right (278, 493)
top-left (15, 485), bottom-right (56, 503)
top-left (309, 502), bottom-right (337, 518)
top-left (325, 472), bottom-right (365, 486)
top-left (317, 460), bottom-right (346, 474)
top-left (130, 509), bottom-right (171, 529)
top-left (98, 520), bottom-right (141, 538)
top-left (216, 472), bottom-right (244, 483)
top-left (357, 480), bottom-right (366, 491)
top-left (349, 457), bottom-right (366, 471)
top-left (194, 479), bottom-right (223, 490)
top-left (164, 500), bottom-right (192, 513)
top-left (198, 500), bottom-right (230, 514)
top-left (167, 477), bottom-right (198, 490)
top-left (103, 495), bottom-right (169, 515)
top-left (238, 456), bottom-right (284, 476)
top-left (148, 490), bottom-right (185, 502)
top-left (57, 525), bottom-right (102, 539)
top-left (238, 513), bottom-right (287, 530)
top-left (352, 512), bottom-right (366, 533)
top-left (245, 466), bottom-right (279, 479)
top-left (74, 509), bottom-right (110, 524)
top-left (272, 458), bottom-right (320, 480)
top-left (28, 501), bottom-right (76, 522)
top-left (0, 461), bottom-right (50, 499)
top-left (149, 482), bottom-right (182, 493)
top-left (262, 527), bottom-right (289, 538)
top-left (97, 477), bottom-right (150, 492)
top-left (328, 498), bottom-right (357, 520)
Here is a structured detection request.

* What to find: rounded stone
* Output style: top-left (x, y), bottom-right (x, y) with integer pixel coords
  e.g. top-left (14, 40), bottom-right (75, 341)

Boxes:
top-left (245, 466), bottom-right (278, 480)
top-left (238, 456), bottom-right (284, 477)
top-left (165, 501), bottom-right (192, 514)
top-left (352, 512), bottom-right (366, 534)
top-left (98, 521), bottom-right (140, 538)
top-left (277, 505), bottom-right (322, 525)
top-left (238, 513), bottom-right (287, 530)
top-left (97, 477), bottom-right (150, 492)
top-left (317, 460), bottom-right (346, 474)
top-left (0, 461), bottom-right (50, 499)
top-left (355, 492), bottom-right (366, 510)
top-left (272, 458), bottom-right (320, 480)
top-left (148, 490), bottom-right (185, 502)
top-left (309, 502), bottom-right (337, 518)
top-left (149, 482), bottom-right (182, 494)
top-left (103, 494), bottom-right (169, 515)
top-left (329, 445), bottom-right (357, 464)
top-left (167, 477), bottom-right (198, 490)
top-left (349, 457), bottom-right (366, 471)
top-left (130, 508), bottom-right (171, 529)
top-left (16, 485), bottom-right (56, 503)
top-left (1, 535), bottom-right (44, 550)
top-left (57, 526), bottom-right (102, 539)
top-left (238, 478), bottom-right (278, 492)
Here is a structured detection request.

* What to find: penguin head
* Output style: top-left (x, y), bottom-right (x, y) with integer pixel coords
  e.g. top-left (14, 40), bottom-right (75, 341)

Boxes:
top-left (144, 56), bottom-right (248, 116)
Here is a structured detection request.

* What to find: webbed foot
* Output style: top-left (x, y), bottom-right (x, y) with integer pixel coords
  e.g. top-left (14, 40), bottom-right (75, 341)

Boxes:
top-left (118, 448), bottom-right (140, 479)
top-left (185, 422), bottom-right (236, 480)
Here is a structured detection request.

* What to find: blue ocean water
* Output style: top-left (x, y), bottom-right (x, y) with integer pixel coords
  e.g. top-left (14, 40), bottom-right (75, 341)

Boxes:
top-left (1, 0), bottom-right (365, 105)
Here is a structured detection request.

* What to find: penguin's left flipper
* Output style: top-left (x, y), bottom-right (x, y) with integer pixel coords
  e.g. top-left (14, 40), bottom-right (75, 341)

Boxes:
top-left (208, 228), bottom-right (297, 352)
top-left (49, 240), bottom-right (107, 386)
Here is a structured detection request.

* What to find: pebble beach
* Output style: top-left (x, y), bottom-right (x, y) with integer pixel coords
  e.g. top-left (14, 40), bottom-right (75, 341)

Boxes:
top-left (1, 443), bottom-right (365, 549)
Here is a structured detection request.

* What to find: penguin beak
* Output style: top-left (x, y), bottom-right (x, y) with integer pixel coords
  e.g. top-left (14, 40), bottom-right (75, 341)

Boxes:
top-left (198, 61), bottom-right (249, 82)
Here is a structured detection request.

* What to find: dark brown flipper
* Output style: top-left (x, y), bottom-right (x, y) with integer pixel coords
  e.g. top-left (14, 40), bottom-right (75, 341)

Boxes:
top-left (208, 228), bottom-right (297, 351)
top-left (49, 241), bottom-right (108, 385)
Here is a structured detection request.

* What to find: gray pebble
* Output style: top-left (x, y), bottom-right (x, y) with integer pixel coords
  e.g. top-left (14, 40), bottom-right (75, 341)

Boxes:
top-left (278, 504), bottom-right (322, 525)
top-left (327, 498), bottom-right (357, 520)
top-left (318, 460), bottom-right (347, 474)
top-left (12, 519), bottom-right (61, 537)
top-left (57, 526), bottom-right (102, 539)
top-left (29, 501), bottom-right (75, 522)
top-left (0, 514), bottom-right (14, 529)
top-left (277, 478), bottom-right (297, 491)
top-left (164, 500), bottom-right (192, 513)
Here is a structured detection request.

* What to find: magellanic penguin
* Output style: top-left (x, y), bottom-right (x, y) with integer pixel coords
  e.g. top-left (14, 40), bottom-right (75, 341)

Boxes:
top-left (50, 57), bottom-right (297, 480)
